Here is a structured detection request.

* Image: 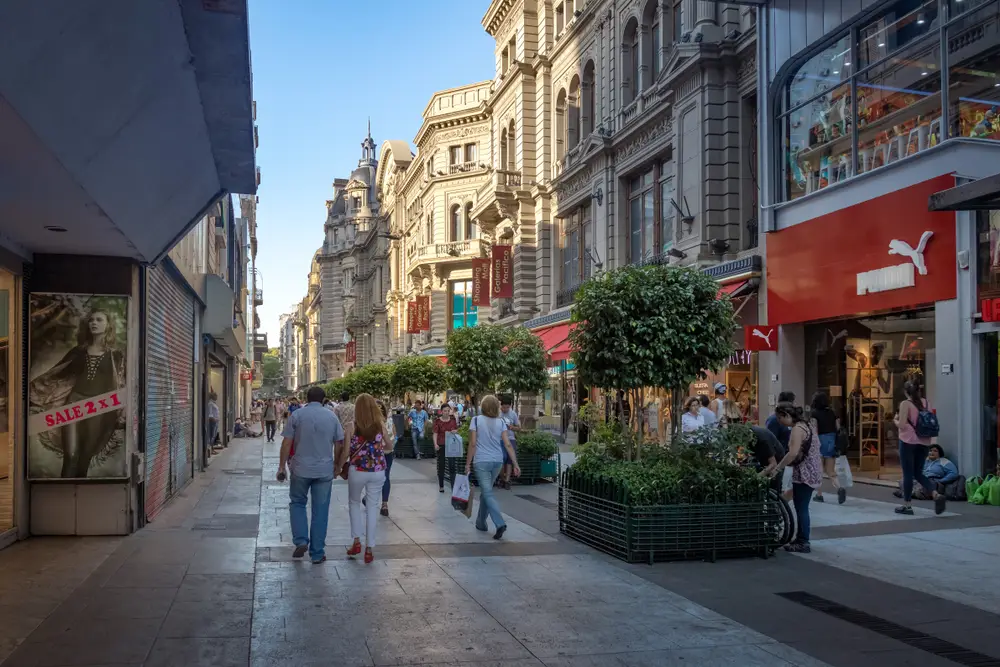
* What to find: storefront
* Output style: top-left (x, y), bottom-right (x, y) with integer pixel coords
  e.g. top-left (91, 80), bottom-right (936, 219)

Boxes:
top-left (976, 209), bottom-right (1000, 475)
top-left (767, 176), bottom-right (960, 478)
top-left (0, 264), bottom-right (21, 547)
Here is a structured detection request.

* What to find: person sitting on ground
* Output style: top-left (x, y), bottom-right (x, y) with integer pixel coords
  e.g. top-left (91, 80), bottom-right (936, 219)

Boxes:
top-left (894, 444), bottom-right (961, 500)
top-left (233, 418), bottom-right (261, 439)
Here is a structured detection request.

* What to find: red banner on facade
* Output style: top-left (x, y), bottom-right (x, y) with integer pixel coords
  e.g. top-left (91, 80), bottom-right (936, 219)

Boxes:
top-left (346, 340), bottom-right (356, 364)
top-left (492, 245), bottom-right (513, 299)
top-left (744, 325), bottom-right (778, 352)
top-left (472, 258), bottom-right (491, 307)
top-left (416, 295), bottom-right (430, 331)
top-left (406, 301), bottom-right (419, 334)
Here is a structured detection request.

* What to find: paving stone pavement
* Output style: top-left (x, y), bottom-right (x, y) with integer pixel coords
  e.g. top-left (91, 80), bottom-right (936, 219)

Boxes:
top-left (3, 437), bottom-right (999, 666)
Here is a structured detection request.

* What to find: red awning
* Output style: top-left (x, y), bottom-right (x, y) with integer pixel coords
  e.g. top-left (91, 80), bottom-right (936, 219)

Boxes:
top-left (718, 280), bottom-right (749, 298)
top-left (533, 323), bottom-right (575, 363)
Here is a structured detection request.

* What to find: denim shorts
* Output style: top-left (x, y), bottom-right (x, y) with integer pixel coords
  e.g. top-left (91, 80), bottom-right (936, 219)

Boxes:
top-left (818, 432), bottom-right (838, 458)
top-left (503, 441), bottom-right (517, 464)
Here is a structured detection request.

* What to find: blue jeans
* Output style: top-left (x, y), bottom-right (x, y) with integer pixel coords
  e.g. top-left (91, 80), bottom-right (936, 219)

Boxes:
top-left (791, 482), bottom-right (813, 544)
top-left (207, 420), bottom-right (218, 448)
top-left (899, 442), bottom-right (933, 503)
top-left (411, 429), bottom-right (421, 458)
top-left (382, 453), bottom-right (394, 502)
top-left (473, 461), bottom-right (506, 531)
top-left (288, 475), bottom-right (333, 560)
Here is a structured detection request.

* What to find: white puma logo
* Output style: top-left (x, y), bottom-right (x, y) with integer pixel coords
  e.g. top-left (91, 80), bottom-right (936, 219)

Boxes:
top-left (752, 328), bottom-right (774, 348)
top-left (888, 231), bottom-right (933, 276)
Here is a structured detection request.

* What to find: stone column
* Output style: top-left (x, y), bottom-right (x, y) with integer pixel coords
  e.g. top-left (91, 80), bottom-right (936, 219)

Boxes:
top-left (681, 0), bottom-right (697, 37)
top-left (695, 1), bottom-right (721, 42)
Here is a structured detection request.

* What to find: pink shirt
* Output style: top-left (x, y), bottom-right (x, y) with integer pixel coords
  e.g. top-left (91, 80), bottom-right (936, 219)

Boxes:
top-left (897, 399), bottom-right (931, 446)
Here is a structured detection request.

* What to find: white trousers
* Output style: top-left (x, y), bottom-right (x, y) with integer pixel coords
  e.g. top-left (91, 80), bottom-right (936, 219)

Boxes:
top-left (348, 468), bottom-right (386, 548)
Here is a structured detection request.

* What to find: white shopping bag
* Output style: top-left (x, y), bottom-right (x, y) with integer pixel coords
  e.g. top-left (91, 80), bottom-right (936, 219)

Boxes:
top-left (835, 455), bottom-right (854, 488)
top-left (445, 431), bottom-right (464, 458)
top-left (451, 474), bottom-right (471, 512)
top-left (781, 467), bottom-right (794, 494)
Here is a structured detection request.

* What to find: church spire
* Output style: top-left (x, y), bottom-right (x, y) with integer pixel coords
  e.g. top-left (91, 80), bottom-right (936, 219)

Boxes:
top-left (360, 119), bottom-right (376, 165)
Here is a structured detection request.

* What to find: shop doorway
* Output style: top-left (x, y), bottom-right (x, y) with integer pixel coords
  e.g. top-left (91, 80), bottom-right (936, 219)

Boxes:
top-left (0, 270), bottom-right (14, 534)
top-left (807, 310), bottom-right (935, 481)
top-left (982, 332), bottom-right (999, 476)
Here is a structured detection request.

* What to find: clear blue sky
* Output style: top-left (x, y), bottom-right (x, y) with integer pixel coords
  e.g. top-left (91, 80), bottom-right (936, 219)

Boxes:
top-left (249, 0), bottom-right (495, 346)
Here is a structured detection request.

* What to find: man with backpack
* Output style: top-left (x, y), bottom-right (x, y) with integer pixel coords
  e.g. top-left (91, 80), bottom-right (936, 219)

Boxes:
top-left (893, 380), bottom-right (945, 515)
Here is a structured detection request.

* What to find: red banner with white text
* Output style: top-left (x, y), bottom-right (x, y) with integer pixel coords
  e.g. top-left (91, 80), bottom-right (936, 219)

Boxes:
top-left (416, 295), bottom-right (430, 331)
top-left (346, 340), bottom-right (356, 364)
top-left (492, 245), bottom-right (513, 299)
top-left (406, 301), bottom-right (419, 334)
top-left (472, 258), bottom-right (491, 307)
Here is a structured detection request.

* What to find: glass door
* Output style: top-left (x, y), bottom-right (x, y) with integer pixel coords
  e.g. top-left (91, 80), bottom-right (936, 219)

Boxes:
top-left (982, 332), bottom-right (999, 477)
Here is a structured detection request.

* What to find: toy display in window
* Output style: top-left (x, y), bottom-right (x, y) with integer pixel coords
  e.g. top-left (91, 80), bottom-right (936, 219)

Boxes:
top-left (969, 106), bottom-right (1000, 139)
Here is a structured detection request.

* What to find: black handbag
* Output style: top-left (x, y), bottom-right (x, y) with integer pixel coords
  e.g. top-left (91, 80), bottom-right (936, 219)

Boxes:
top-left (835, 428), bottom-right (850, 456)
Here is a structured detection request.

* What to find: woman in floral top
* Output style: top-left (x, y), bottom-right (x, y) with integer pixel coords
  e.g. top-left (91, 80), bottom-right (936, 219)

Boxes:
top-left (772, 402), bottom-right (821, 553)
top-left (346, 393), bottom-right (387, 564)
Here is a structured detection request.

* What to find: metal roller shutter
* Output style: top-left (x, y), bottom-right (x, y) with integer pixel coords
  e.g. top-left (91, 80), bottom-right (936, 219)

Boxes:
top-left (145, 265), bottom-right (195, 521)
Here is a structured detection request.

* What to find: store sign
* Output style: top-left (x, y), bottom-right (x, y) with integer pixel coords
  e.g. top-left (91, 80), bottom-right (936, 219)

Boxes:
top-left (416, 295), bottom-right (430, 331)
top-left (492, 245), bottom-right (514, 298)
top-left (406, 301), bottom-right (419, 334)
top-left (29, 389), bottom-right (125, 436)
top-left (729, 349), bottom-right (754, 365)
top-left (744, 325), bottom-right (778, 352)
top-left (856, 231), bottom-right (933, 296)
top-left (766, 175), bottom-right (957, 326)
top-left (982, 297), bottom-right (1000, 322)
top-left (472, 258), bottom-right (491, 307)
top-left (346, 340), bottom-right (356, 364)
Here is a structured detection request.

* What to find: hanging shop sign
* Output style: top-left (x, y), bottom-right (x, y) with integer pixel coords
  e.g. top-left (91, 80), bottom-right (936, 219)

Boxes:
top-left (492, 245), bottom-right (514, 299)
top-left (416, 295), bottom-right (431, 331)
top-left (406, 301), bottom-right (419, 334)
top-left (766, 175), bottom-right (956, 326)
top-left (346, 340), bottom-right (357, 364)
top-left (744, 325), bottom-right (778, 352)
top-left (27, 293), bottom-right (130, 480)
top-left (472, 258), bottom-right (491, 307)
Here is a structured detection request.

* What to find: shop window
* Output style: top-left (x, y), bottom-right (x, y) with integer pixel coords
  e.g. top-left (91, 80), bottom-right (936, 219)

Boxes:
top-left (978, 210), bottom-right (1000, 302)
top-left (450, 280), bottom-right (477, 330)
top-left (560, 205), bottom-right (593, 294)
top-left (948, 1), bottom-right (1000, 141)
top-left (785, 34), bottom-right (852, 111)
top-left (857, 0), bottom-right (938, 70)
top-left (627, 168), bottom-right (657, 263)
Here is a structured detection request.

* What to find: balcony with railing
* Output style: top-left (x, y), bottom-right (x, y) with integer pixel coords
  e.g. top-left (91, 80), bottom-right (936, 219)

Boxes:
top-left (448, 162), bottom-right (482, 175)
top-left (555, 284), bottom-right (581, 309)
top-left (471, 169), bottom-right (522, 227)
top-left (410, 238), bottom-right (485, 272)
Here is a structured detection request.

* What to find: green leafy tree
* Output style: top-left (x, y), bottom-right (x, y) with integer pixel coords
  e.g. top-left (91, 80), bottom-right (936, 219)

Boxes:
top-left (570, 264), bottom-right (736, 455)
top-left (348, 363), bottom-right (393, 399)
top-left (390, 355), bottom-right (447, 401)
top-left (260, 348), bottom-right (282, 389)
top-left (324, 376), bottom-right (354, 401)
top-left (498, 327), bottom-right (548, 408)
top-left (445, 324), bottom-right (509, 397)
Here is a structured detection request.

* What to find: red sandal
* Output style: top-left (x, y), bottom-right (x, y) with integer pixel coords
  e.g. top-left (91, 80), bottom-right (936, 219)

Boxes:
top-left (346, 539), bottom-right (361, 557)
top-left (364, 548), bottom-right (374, 564)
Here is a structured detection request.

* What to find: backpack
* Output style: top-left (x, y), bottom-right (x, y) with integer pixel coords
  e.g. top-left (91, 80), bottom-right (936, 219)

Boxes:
top-left (910, 400), bottom-right (940, 439)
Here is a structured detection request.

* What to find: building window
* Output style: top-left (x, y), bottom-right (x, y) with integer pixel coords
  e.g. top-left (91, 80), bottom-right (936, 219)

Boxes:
top-left (464, 143), bottom-right (478, 164)
top-left (561, 204), bottom-right (592, 291)
top-left (426, 211), bottom-right (434, 244)
top-left (673, 0), bottom-right (682, 42)
top-left (628, 168), bottom-right (657, 263)
top-left (624, 18), bottom-right (640, 103)
top-left (450, 145), bottom-right (462, 165)
top-left (465, 202), bottom-right (477, 240)
top-left (556, 88), bottom-right (567, 161)
top-left (450, 280), bottom-right (478, 330)
top-left (645, 0), bottom-right (660, 85)
top-left (502, 46), bottom-right (510, 74)
top-left (506, 121), bottom-right (516, 171)
top-left (451, 204), bottom-right (463, 242)
top-left (556, 2), bottom-right (565, 35)
top-left (582, 61), bottom-right (596, 136)
top-left (568, 75), bottom-right (581, 148)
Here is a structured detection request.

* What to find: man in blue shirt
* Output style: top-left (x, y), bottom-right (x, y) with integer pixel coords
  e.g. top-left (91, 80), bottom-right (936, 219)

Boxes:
top-left (278, 386), bottom-right (345, 564)
top-left (765, 391), bottom-right (796, 457)
top-left (499, 396), bottom-right (521, 488)
top-left (408, 400), bottom-right (429, 459)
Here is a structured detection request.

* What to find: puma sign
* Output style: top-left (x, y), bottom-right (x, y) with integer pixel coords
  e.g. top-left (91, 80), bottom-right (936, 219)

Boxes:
top-left (856, 231), bottom-right (933, 296)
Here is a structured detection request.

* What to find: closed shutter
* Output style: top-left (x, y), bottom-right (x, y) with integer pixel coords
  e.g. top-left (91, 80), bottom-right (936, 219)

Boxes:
top-left (145, 265), bottom-right (195, 521)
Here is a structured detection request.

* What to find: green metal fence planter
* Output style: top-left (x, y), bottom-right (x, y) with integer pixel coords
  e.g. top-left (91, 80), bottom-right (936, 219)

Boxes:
top-left (514, 452), bottom-right (559, 485)
top-left (558, 467), bottom-right (782, 564)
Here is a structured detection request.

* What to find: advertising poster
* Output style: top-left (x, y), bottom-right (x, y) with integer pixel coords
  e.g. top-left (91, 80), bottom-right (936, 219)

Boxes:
top-left (406, 301), bottom-right (419, 334)
top-left (416, 295), bottom-right (430, 332)
top-left (471, 258), bottom-right (491, 307)
top-left (492, 245), bottom-right (513, 298)
top-left (28, 294), bottom-right (129, 479)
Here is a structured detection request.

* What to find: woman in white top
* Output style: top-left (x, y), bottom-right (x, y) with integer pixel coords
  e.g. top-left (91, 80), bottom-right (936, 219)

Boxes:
top-left (681, 397), bottom-right (705, 433)
top-left (464, 395), bottom-right (519, 540)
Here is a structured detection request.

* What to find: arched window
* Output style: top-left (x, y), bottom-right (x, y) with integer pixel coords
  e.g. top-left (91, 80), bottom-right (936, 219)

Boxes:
top-left (426, 211), bottom-right (434, 244)
top-left (581, 62), bottom-right (595, 137)
top-left (450, 204), bottom-right (463, 242)
top-left (568, 75), bottom-right (581, 149)
top-left (623, 18), bottom-right (640, 104)
top-left (643, 0), bottom-right (660, 87)
top-left (555, 88), bottom-right (568, 161)
top-left (500, 126), bottom-right (509, 170)
top-left (465, 202), bottom-right (477, 239)
top-left (506, 120), bottom-right (516, 172)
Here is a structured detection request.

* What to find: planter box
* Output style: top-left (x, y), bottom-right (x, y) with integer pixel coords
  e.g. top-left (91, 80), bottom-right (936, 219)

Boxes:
top-left (559, 469), bottom-right (781, 564)
top-left (514, 452), bottom-right (559, 485)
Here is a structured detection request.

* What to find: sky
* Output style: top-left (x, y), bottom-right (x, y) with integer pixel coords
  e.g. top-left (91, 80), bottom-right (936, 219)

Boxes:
top-left (249, 0), bottom-right (496, 346)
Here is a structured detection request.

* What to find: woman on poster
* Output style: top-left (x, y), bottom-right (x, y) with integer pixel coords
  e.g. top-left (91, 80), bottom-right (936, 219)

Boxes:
top-left (31, 310), bottom-right (125, 478)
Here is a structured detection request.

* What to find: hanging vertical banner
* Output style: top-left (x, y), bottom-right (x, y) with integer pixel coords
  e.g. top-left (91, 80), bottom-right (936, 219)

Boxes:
top-left (346, 340), bottom-right (356, 364)
top-left (406, 301), bottom-right (419, 334)
top-left (492, 245), bottom-right (513, 298)
top-left (417, 295), bottom-right (431, 331)
top-left (471, 258), bottom-right (491, 307)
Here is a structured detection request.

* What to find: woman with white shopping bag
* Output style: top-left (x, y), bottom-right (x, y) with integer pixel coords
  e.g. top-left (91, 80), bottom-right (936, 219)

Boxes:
top-left (464, 395), bottom-right (520, 540)
top-left (345, 394), bottom-right (387, 564)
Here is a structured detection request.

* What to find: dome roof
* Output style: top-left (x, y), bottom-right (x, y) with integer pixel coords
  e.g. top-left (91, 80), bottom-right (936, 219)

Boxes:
top-left (349, 165), bottom-right (375, 186)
